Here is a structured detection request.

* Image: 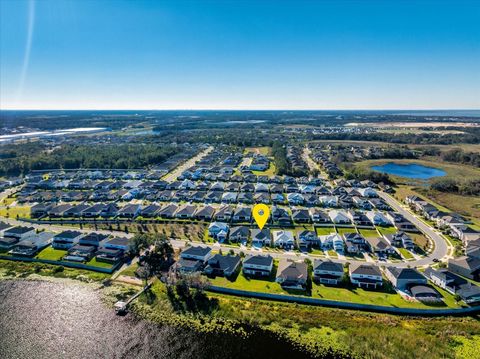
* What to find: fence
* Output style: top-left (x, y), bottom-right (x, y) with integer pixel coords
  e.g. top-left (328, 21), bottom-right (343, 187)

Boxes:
top-left (207, 286), bottom-right (480, 317)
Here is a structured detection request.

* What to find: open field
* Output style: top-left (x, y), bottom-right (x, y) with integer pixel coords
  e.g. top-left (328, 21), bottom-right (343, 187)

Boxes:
top-left (0, 206), bottom-right (31, 219)
top-left (244, 146), bottom-right (271, 156)
top-left (394, 184), bottom-right (480, 223)
top-left (310, 139), bottom-right (480, 153)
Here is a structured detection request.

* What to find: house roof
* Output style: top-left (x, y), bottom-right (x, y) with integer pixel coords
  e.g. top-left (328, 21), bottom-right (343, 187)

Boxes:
top-left (313, 259), bottom-right (343, 273)
top-left (207, 254), bottom-right (241, 272)
top-left (386, 267), bottom-right (426, 281)
top-left (182, 245), bottom-right (212, 257)
top-left (449, 256), bottom-right (480, 273)
top-left (54, 230), bottom-right (83, 240)
top-left (230, 226), bottom-right (249, 237)
top-left (277, 259), bottom-right (307, 281)
top-left (350, 263), bottom-right (382, 277)
top-left (244, 254), bottom-right (273, 267)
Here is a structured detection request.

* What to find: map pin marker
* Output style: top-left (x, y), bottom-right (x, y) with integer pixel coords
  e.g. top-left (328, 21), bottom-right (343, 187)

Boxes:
top-left (253, 204), bottom-right (270, 230)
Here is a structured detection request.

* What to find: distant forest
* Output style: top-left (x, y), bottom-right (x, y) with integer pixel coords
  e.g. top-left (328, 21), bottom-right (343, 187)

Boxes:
top-left (0, 143), bottom-right (179, 176)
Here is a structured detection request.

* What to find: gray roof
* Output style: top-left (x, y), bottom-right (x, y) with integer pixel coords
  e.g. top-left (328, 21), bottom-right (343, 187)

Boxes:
top-left (387, 267), bottom-right (426, 281)
top-left (313, 259), bottom-right (343, 273)
top-left (350, 263), bottom-right (382, 277)
top-left (243, 254), bottom-right (273, 267)
top-left (182, 245), bottom-right (212, 257)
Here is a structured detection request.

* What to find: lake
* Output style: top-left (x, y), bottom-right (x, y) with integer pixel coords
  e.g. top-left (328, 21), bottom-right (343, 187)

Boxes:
top-left (0, 280), bottom-right (317, 359)
top-left (371, 162), bottom-right (446, 179)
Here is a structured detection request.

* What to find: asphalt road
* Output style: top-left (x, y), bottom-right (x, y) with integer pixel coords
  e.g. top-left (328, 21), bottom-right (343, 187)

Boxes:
top-left (162, 146), bottom-right (213, 183)
top-left (378, 191), bottom-right (452, 266)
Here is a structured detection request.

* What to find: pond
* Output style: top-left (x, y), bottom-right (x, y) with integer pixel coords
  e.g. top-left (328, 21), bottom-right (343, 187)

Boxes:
top-left (371, 162), bottom-right (446, 179)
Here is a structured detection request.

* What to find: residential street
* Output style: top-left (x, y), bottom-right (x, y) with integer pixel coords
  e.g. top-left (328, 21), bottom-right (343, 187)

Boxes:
top-left (378, 191), bottom-right (452, 265)
top-left (162, 146), bottom-right (213, 183)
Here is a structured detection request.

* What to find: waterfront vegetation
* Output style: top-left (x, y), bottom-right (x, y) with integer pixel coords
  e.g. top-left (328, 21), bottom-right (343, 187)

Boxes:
top-left (0, 259), bottom-right (110, 281)
top-left (105, 279), bottom-right (480, 359)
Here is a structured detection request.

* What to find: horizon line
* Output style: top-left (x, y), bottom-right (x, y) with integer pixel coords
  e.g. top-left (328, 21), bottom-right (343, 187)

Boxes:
top-left (1, 108), bottom-right (479, 112)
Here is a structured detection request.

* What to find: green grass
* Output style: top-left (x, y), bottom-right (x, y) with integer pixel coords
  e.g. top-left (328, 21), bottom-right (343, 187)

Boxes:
top-left (85, 257), bottom-right (114, 269)
top-left (120, 263), bottom-right (139, 277)
top-left (327, 250), bottom-right (338, 257)
top-left (398, 248), bottom-right (414, 260)
top-left (336, 227), bottom-right (356, 235)
top-left (35, 247), bottom-right (67, 261)
top-left (315, 226), bottom-right (335, 236)
top-left (377, 226), bottom-right (397, 235)
top-left (358, 229), bottom-right (379, 238)
top-left (0, 206), bottom-right (31, 219)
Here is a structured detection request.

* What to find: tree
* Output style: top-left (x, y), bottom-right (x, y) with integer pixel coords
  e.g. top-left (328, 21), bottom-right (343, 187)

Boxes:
top-left (129, 233), bottom-right (150, 256)
top-left (142, 238), bottom-right (174, 277)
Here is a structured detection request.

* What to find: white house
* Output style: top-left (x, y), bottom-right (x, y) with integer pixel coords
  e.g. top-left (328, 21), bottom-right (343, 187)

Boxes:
top-left (328, 210), bottom-right (351, 224)
top-left (366, 211), bottom-right (391, 226)
top-left (208, 222), bottom-right (229, 240)
top-left (272, 230), bottom-right (295, 249)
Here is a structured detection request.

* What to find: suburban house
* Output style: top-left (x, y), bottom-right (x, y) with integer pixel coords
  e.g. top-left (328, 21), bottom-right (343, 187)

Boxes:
top-left (208, 222), bottom-right (229, 242)
top-left (64, 244), bottom-right (96, 262)
top-left (242, 254), bottom-right (274, 277)
top-left (229, 226), bottom-right (249, 243)
top-left (448, 256), bottom-right (480, 281)
top-left (425, 268), bottom-right (480, 304)
top-left (364, 236), bottom-right (395, 258)
top-left (233, 206), bottom-right (252, 222)
top-left (384, 232), bottom-right (414, 250)
top-left (52, 230), bottom-right (84, 249)
top-left (384, 267), bottom-right (427, 291)
top-left (366, 211), bottom-right (391, 226)
top-left (4, 226), bottom-right (35, 240)
top-left (313, 259), bottom-right (344, 285)
top-left (349, 263), bottom-right (383, 289)
top-left (204, 254), bottom-right (241, 277)
top-left (172, 257), bottom-right (204, 274)
top-left (251, 228), bottom-right (271, 247)
top-left (309, 208), bottom-right (331, 223)
top-left (272, 230), bottom-right (295, 249)
top-left (79, 233), bottom-right (108, 247)
top-left (297, 230), bottom-right (318, 249)
top-left (328, 210), bottom-right (351, 224)
top-left (276, 259), bottom-right (308, 290)
top-left (9, 231), bottom-right (55, 257)
top-left (214, 205), bottom-right (233, 221)
top-left (175, 204), bottom-right (196, 219)
top-left (180, 246), bottom-right (212, 263)
top-left (102, 237), bottom-right (130, 252)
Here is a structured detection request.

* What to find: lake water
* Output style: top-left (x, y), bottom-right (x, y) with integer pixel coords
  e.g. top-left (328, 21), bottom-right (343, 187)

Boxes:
top-left (0, 280), bottom-right (317, 359)
top-left (371, 162), bottom-right (446, 179)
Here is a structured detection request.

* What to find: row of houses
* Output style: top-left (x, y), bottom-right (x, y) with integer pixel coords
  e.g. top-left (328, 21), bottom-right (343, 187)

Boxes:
top-left (172, 245), bottom-right (480, 303)
top-left (0, 222), bottom-right (129, 264)
top-left (406, 195), bottom-right (480, 281)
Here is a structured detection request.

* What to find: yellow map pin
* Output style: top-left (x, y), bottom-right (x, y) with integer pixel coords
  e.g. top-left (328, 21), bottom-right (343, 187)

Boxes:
top-left (253, 204), bottom-right (270, 230)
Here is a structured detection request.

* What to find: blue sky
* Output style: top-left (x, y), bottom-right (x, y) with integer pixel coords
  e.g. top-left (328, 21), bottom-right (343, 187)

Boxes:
top-left (1, 0), bottom-right (479, 110)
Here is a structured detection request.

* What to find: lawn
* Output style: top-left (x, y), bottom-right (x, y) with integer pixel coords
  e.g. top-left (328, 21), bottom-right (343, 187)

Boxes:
top-left (398, 248), bottom-right (414, 260)
top-left (244, 146), bottom-right (271, 156)
top-left (377, 226), bottom-right (398, 235)
top-left (86, 257), bottom-right (114, 269)
top-left (336, 227), bottom-right (356, 235)
top-left (358, 229), bottom-right (379, 238)
top-left (0, 206), bottom-right (31, 219)
top-left (35, 247), bottom-right (67, 261)
top-left (209, 271), bottom-right (460, 309)
top-left (209, 271), bottom-right (288, 294)
top-left (120, 262), bottom-right (139, 277)
top-left (315, 227), bottom-right (335, 236)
